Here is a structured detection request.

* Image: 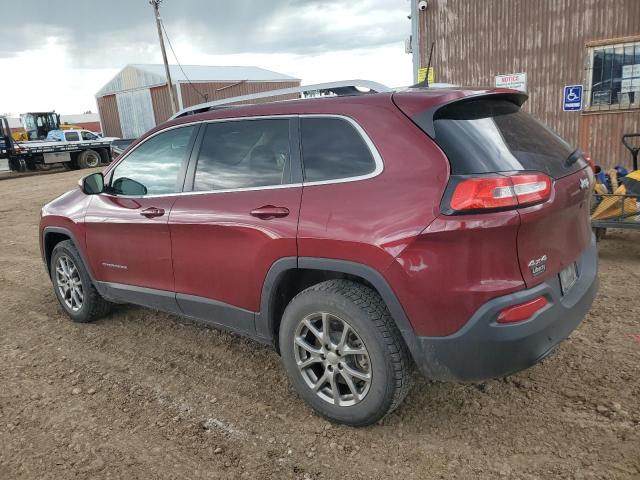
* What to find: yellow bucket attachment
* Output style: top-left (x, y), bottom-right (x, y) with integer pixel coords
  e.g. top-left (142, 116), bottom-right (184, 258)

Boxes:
top-left (591, 170), bottom-right (640, 221)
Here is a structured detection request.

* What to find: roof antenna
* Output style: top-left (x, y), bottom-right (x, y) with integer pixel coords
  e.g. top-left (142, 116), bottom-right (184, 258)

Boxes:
top-left (412, 42), bottom-right (435, 88)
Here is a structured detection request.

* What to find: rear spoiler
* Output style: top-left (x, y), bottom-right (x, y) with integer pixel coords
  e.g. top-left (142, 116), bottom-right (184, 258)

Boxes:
top-left (394, 90), bottom-right (528, 138)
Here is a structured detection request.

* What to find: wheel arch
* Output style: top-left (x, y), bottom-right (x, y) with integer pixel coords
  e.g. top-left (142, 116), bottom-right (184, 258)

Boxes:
top-left (256, 257), bottom-right (420, 358)
top-left (42, 227), bottom-right (95, 281)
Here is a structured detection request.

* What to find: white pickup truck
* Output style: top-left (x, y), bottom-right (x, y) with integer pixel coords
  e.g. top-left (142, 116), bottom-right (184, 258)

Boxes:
top-left (46, 129), bottom-right (120, 143)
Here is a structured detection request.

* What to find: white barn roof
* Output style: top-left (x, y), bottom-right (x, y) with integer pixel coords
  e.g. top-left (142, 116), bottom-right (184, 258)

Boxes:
top-left (96, 64), bottom-right (300, 97)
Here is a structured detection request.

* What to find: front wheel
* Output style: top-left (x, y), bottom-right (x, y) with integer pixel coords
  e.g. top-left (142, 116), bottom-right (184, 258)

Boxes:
top-left (51, 240), bottom-right (112, 323)
top-left (279, 280), bottom-right (412, 426)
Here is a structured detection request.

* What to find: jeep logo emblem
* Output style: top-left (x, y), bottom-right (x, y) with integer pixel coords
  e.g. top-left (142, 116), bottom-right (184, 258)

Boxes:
top-left (579, 177), bottom-right (590, 190)
top-left (528, 255), bottom-right (547, 277)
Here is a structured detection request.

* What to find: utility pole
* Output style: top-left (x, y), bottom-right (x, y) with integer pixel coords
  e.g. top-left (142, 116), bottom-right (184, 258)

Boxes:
top-left (410, 0), bottom-right (420, 83)
top-left (150, 0), bottom-right (178, 114)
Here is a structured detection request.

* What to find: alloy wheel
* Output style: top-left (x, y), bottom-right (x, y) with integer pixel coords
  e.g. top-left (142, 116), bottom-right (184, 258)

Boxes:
top-left (294, 312), bottom-right (371, 406)
top-left (86, 152), bottom-right (100, 167)
top-left (55, 255), bottom-right (84, 312)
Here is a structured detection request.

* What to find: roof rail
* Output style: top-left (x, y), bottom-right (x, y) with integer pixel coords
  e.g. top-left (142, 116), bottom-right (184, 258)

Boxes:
top-left (170, 79), bottom-right (391, 119)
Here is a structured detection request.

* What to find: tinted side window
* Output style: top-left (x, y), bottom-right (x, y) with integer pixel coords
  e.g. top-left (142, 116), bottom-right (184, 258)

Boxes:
top-left (65, 132), bottom-right (80, 141)
top-left (110, 125), bottom-right (195, 195)
top-left (194, 119), bottom-right (291, 191)
top-left (300, 118), bottom-right (376, 182)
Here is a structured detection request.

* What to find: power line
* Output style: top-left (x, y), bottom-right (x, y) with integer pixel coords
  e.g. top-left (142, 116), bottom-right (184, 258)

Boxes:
top-left (160, 19), bottom-right (209, 102)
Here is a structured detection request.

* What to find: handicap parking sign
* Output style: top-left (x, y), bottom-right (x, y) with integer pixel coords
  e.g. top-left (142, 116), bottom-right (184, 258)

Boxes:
top-left (563, 85), bottom-right (583, 111)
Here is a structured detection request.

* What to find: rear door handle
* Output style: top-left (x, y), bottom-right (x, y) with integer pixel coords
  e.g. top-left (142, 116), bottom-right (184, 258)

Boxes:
top-left (250, 205), bottom-right (290, 219)
top-left (140, 207), bottom-right (165, 218)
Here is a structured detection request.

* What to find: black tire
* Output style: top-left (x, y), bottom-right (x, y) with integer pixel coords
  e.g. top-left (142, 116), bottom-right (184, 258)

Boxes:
top-left (8, 158), bottom-right (23, 172)
top-left (98, 148), bottom-right (111, 165)
top-left (279, 279), bottom-right (412, 426)
top-left (50, 240), bottom-right (112, 323)
top-left (77, 149), bottom-right (101, 169)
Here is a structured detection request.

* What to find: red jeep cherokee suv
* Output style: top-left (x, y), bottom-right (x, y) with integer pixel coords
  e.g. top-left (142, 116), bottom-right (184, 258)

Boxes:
top-left (40, 86), bottom-right (598, 426)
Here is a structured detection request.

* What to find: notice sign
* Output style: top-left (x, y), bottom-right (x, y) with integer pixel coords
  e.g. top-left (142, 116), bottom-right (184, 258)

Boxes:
top-left (417, 67), bottom-right (435, 84)
top-left (563, 85), bottom-right (583, 111)
top-left (495, 72), bottom-right (527, 92)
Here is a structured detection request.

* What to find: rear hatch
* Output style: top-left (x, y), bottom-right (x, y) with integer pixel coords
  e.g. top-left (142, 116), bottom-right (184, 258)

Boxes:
top-left (396, 92), bottom-right (592, 288)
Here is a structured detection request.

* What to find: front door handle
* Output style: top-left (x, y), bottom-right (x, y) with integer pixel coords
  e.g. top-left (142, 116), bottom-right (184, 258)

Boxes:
top-left (250, 205), bottom-right (290, 219)
top-left (140, 207), bottom-right (165, 218)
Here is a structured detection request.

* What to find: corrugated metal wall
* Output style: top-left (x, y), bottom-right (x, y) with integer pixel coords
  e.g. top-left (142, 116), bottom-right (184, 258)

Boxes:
top-left (99, 80), bottom-right (301, 138)
top-left (179, 81), bottom-right (300, 109)
top-left (580, 111), bottom-right (640, 169)
top-left (97, 65), bottom-right (164, 97)
top-left (116, 89), bottom-right (156, 139)
top-left (418, 0), bottom-right (640, 169)
top-left (96, 95), bottom-right (122, 138)
top-left (150, 85), bottom-right (178, 125)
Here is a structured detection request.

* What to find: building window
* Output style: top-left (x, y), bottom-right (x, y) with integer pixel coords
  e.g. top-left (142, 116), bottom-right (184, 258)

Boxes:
top-left (586, 40), bottom-right (640, 110)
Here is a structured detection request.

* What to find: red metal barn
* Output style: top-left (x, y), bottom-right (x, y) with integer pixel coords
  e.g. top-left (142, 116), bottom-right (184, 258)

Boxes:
top-left (95, 64), bottom-right (300, 139)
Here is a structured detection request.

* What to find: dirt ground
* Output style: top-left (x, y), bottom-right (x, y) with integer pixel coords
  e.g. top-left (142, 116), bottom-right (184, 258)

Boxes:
top-left (0, 168), bottom-right (639, 480)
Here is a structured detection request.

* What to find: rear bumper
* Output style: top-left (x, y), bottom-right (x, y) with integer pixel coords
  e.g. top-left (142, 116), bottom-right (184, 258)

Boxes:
top-left (413, 235), bottom-right (598, 382)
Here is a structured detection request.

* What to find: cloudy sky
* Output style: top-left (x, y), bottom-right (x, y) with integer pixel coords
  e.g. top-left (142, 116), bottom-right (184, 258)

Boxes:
top-left (0, 0), bottom-right (413, 115)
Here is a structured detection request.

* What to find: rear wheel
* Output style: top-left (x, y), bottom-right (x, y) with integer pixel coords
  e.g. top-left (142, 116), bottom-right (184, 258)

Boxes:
top-left (98, 148), bottom-right (111, 165)
top-left (279, 280), bottom-right (412, 426)
top-left (8, 158), bottom-right (26, 172)
top-left (51, 240), bottom-right (111, 323)
top-left (77, 149), bottom-right (101, 169)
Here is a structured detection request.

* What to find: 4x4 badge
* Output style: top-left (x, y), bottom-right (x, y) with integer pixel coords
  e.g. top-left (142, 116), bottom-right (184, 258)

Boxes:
top-left (528, 255), bottom-right (547, 277)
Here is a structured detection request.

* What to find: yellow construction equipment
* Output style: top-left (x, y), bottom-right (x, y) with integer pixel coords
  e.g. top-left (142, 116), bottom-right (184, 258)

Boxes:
top-left (9, 112), bottom-right (81, 141)
top-left (591, 170), bottom-right (640, 222)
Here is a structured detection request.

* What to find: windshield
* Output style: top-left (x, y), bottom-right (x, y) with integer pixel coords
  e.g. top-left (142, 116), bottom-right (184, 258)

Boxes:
top-left (433, 99), bottom-right (585, 179)
top-left (44, 113), bottom-right (58, 130)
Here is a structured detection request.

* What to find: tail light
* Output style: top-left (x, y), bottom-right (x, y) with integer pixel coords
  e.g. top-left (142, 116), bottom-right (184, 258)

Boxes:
top-left (446, 173), bottom-right (552, 213)
top-left (497, 296), bottom-right (548, 324)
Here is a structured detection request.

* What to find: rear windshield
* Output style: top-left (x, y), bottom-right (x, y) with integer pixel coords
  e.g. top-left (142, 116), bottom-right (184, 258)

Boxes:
top-left (432, 99), bottom-right (585, 178)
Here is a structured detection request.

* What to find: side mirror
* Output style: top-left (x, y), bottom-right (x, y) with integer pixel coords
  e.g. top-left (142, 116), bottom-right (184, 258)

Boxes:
top-left (80, 172), bottom-right (104, 195)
